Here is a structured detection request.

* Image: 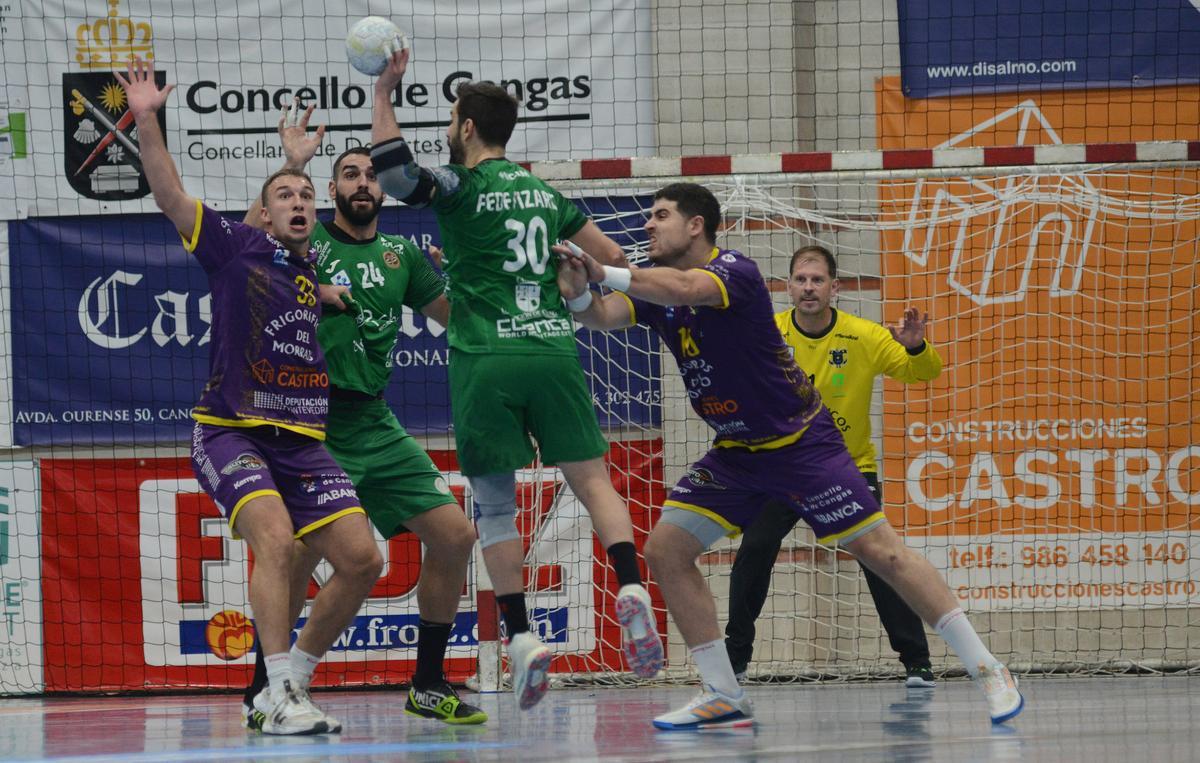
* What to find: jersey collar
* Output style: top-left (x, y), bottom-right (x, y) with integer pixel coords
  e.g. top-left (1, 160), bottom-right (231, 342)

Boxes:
top-left (792, 307), bottom-right (838, 339)
top-left (324, 219), bottom-right (378, 245)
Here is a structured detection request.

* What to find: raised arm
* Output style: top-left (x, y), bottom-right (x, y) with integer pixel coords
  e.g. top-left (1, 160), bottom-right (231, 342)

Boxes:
top-left (243, 100), bottom-right (327, 228)
top-left (114, 57), bottom-right (195, 235)
top-left (369, 46), bottom-right (447, 207)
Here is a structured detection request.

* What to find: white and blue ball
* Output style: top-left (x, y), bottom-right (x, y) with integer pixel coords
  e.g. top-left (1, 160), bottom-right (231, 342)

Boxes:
top-left (345, 16), bottom-right (408, 76)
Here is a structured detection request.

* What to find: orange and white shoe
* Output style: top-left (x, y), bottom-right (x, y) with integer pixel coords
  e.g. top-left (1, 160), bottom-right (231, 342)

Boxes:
top-left (652, 686), bottom-right (754, 730)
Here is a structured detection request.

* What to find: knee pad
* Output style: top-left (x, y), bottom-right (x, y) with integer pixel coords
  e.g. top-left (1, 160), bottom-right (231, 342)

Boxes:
top-left (469, 472), bottom-right (520, 549)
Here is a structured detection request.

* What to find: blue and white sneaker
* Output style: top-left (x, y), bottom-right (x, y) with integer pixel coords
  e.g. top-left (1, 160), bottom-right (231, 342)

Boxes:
top-left (978, 662), bottom-right (1024, 724)
top-left (616, 584), bottom-right (664, 678)
top-left (653, 686), bottom-right (754, 730)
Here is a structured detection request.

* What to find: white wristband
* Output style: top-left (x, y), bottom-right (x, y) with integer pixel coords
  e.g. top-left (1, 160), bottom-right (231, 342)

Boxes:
top-left (600, 265), bottom-right (633, 292)
top-left (565, 290), bottom-right (594, 312)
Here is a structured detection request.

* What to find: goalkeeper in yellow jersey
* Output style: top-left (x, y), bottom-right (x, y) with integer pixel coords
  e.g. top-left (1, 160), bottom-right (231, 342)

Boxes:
top-left (725, 245), bottom-right (944, 688)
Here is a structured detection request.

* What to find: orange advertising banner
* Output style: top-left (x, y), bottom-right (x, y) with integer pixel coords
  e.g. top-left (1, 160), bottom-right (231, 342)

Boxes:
top-left (875, 78), bottom-right (1200, 609)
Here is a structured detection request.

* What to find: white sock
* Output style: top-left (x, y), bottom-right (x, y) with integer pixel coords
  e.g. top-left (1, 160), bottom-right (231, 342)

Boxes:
top-left (290, 644), bottom-right (321, 688)
top-left (934, 608), bottom-right (997, 678)
top-left (689, 639), bottom-right (741, 697)
top-left (265, 652), bottom-right (293, 695)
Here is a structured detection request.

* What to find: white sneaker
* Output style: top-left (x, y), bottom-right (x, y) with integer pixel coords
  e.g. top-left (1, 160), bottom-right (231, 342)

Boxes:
top-left (734, 671), bottom-right (748, 684)
top-left (615, 584), bottom-right (664, 678)
top-left (507, 632), bottom-right (552, 710)
top-left (254, 680), bottom-right (342, 735)
top-left (977, 662), bottom-right (1024, 724)
top-left (652, 686), bottom-right (754, 730)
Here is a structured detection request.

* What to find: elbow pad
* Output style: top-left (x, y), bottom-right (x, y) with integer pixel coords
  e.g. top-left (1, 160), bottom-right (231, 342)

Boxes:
top-left (370, 137), bottom-right (433, 206)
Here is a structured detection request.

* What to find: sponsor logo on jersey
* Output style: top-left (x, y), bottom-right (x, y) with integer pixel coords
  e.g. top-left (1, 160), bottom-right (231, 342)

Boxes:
top-left (383, 250), bottom-right (401, 269)
top-left (331, 269), bottom-right (352, 287)
top-left (273, 249), bottom-right (288, 266)
top-left (251, 358), bottom-right (276, 384)
top-left (686, 467), bottom-right (726, 489)
top-left (299, 474), bottom-right (317, 494)
top-left (721, 253), bottom-right (737, 263)
top-left (231, 473), bottom-right (262, 490)
top-left (221, 453), bottom-right (265, 475)
top-left (515, 280), bottom-right (541, 312)
top-left (829, 348), bottom-right (848, 368)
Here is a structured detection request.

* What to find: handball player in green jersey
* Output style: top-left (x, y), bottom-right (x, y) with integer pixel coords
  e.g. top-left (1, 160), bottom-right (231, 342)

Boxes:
top-left (238, 101), bottom-right (486, 726)
top-left (368, 45), bottom-right (664, 710)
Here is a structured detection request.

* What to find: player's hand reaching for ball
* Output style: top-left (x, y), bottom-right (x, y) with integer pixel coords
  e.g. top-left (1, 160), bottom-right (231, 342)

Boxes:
top-left (114, 56), bottom-right (174, 119)
top-left (278, 99), bottom-right (326, 171)
top-left (375, 45), bottom-right (410, 95)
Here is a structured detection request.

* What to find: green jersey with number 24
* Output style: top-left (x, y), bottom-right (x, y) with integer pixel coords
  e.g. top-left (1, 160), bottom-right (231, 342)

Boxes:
top-left (312, 220), bottom-right (445, 396)
top-left (430, 158), bottom-right (588, 355)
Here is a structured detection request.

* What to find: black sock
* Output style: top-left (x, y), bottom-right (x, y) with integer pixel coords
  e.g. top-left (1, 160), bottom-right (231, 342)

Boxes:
top-left (606, 541), bottom-right (642, 587)
top-left (412, 619), bottom-right (453, 689)
top-left (244, 647), bottom-right (267, 705)
top-left (496, 592), bottom-right (529, 637)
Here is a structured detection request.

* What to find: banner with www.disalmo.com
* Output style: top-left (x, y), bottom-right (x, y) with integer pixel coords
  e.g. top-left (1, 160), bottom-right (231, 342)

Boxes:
top-left (898, 0), bottom-right (1200, 99)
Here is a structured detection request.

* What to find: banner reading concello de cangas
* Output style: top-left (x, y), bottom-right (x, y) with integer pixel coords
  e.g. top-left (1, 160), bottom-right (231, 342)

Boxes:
top-left (875, 76), bottom-right (1200, 611)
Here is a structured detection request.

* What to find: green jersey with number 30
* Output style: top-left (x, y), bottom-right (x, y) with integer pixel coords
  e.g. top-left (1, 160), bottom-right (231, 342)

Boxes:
top-left (431, 158), bottom-right (587, 355)
top-left (311, 220), bottom-right (445, 396)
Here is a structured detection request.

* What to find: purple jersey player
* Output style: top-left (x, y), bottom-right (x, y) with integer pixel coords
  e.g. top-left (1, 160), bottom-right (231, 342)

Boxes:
top-left (118, 58), bottom-right (383, 736)
top-left (556, 183), bottom-right (1024, 730)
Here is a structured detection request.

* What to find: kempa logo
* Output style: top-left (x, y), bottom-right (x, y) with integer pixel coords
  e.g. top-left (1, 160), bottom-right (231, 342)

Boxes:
top-left (62, 0), bottom-right (161, 201)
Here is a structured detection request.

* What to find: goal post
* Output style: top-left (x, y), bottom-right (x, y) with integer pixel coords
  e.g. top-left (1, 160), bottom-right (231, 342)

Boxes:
top-left (537, 142), bottom-right (1200, 683)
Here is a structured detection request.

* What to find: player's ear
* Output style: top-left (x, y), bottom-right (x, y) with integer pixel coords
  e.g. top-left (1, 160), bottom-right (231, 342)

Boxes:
top-left (688, 215), bottom-right (704, 239)
top-left (831, 277), bottom-right (840, 298)
top-left (328, 179), bottom-right (336, 200)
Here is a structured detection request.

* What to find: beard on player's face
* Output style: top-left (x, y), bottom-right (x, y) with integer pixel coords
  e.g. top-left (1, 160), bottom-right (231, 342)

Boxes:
top-left (335, 189), bottom-right (383, 227)
top-left (448, 131), bottom-right (466, 165)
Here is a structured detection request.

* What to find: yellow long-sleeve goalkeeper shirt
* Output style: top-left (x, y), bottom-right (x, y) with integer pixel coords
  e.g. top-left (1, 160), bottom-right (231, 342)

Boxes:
top-left (775, 307), bottom-right (943, 474)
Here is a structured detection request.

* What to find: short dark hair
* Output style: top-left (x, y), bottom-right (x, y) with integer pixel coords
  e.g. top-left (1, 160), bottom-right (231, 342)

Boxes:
top-left (455, 80), bottom-right (519, 148)
top-left (261, 168), bottom-right (314, 205)
top-left (789, 245), bottom-right (837, 279)
top-left (653, 182), bottom-right (721, 243)
top-left (332, 146), bottom-right (371, 178)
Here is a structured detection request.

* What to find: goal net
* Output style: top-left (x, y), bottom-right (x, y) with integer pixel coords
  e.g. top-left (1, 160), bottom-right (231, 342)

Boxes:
top-left (536, 152), bottom-right (1200, 684)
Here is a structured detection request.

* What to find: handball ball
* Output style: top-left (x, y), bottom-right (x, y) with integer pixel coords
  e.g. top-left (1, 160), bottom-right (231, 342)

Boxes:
top-left (346, 16), bottom-right (408, 76)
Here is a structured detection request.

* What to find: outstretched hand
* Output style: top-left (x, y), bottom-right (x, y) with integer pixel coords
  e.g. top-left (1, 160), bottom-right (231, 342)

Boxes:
top-left (375, 44), bottom-right (411, 94)
top-left (113, 56), bottom-right (174, 119)
top-left (556, 253), bottom-right (589, 299)
top-left (553, 242), bottom-right (607, 283)
top-left (888, 306), bottom-right (929, 350)
top-left (278, 100), bottom-right (326, 170)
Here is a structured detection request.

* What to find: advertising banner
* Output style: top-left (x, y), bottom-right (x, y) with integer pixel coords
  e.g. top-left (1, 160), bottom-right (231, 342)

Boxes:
top-left (0, 0), bottom-right (654, 219)
top-left (898, 0), bottom-right (1200, 99)
top-left (9, 203), bottom-right (660, 446)
top-left (876, 77), bottom-right (1200, 610)
top-left (40, 441), bottom-right (663, 691)
top-left (0, 462), bottom-right (42, 695)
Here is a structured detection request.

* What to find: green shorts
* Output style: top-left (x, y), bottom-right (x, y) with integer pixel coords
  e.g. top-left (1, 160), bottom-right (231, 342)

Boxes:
top-left (324, 397), bottom-right (457, 538)
top-left (449, 350), bottom-right (609, 477)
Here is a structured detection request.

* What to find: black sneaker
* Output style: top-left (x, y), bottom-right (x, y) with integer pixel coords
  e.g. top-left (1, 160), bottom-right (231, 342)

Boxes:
top-left (405, 681), bottom-right (488, 725)
top-left (904, 665), bottom-right (936, 689)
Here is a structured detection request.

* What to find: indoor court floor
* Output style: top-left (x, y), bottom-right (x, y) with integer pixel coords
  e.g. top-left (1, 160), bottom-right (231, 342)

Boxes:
top-left (0, 674), bottom-right (1195, 762)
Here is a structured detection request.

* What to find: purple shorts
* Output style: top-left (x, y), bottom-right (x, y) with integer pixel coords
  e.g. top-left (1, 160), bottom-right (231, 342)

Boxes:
top-left (190, 422), bottom-right (364, 539)
top-left (664, 408), bottom-right (886, 544)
